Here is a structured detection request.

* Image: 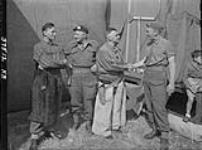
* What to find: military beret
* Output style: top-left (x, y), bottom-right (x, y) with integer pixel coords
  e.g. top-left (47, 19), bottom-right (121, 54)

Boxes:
top-left (191, 49), bottom-right (202, 58)
top-left (73, 25), bottom-right (88, 34)
top-left (146, 22), bottom-right (165, 31)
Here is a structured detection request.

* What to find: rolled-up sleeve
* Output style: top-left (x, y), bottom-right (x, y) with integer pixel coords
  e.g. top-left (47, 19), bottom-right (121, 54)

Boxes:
top-left (166, 41), bottom-right (175, 58)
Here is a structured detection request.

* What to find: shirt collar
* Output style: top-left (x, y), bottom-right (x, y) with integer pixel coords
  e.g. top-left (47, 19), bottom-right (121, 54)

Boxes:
top-left (42, 39), bottom-right (55, 46)
top-left (75, 40), bottom-right (92, 49)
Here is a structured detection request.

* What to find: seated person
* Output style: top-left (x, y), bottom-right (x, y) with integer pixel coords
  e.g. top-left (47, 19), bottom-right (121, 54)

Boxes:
top-left (183, 50), bottom-right (202, 122)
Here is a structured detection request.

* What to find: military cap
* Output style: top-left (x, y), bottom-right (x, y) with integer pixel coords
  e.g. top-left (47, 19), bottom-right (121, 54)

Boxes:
top-left (146, 22), bottom-right (165, 31)
top-left (73, 25), bottom-right (88, 34)
top-left (191, 49), bottom-right (202, 58)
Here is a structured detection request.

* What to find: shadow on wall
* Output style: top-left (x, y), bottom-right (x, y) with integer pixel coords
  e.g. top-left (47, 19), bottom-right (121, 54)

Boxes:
top-left (7, 0), bottom-right (40, 112)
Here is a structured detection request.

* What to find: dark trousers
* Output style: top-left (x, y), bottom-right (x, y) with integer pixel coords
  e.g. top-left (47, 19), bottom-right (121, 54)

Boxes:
top-left (29, 69), bottom-right (62, 135)
top-left (143, 68), bottom-right (169, 132)
top-left (192, 92), bottom-right (202, 124)
top-left (69, 70), bottom-right (97, 122)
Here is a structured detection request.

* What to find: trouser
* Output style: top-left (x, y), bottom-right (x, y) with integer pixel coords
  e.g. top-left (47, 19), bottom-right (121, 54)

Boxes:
top-left (192, 92), bottom-right (202, 124)
top-left (29, 68), bottom-right (63, 138)
top-left (69, 69), bottom-right (97, 124)
top-left (92, 81), bottom-right (126, 137)
top-left (143, 69), bottom-right (169, 133)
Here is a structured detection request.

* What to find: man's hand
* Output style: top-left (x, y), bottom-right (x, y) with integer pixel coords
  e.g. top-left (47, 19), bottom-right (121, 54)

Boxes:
top-left (131, 57), bottom-right (146, 69)
top-left (167, 83), bottom-right (175, 96)
top-left (38, 65), bottom-right (43, 70)
top-left (68, 63), bottom-right (73, 68)
top-left (63, 59), bottom-right (68, 64)
top-left (126, 63), bottom-right (133, 70)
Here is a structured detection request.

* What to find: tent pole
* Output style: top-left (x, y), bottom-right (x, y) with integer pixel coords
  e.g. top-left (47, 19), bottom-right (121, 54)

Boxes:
top-left (136, 17), bottom-right (141, 62)
top-left (130, 16), bottom-right (155, 62)
top-left (125, 0), bottom-right (132, 62)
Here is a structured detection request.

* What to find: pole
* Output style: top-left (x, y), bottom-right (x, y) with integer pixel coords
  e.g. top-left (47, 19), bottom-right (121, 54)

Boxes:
top-left (136, 17), bottom-right (141, 62)
top-left (125, 0), bottom-right (132, 62)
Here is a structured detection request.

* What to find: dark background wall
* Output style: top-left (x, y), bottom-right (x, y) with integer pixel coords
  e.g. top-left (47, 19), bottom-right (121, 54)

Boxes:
top-left (7, 0), bottom-right (39, 112)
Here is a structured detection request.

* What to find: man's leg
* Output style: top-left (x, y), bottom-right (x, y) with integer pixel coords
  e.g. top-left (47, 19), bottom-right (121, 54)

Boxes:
top-left (83, 74), bottom-right (97, 134)
top-left (47, 77), bottom-right (66, 139)
top-left (191, 92), bottom-right (202, 124)
top-left (183, 89), bottom-right (195, 122)
top-left (92, 84), bottom-right (113, 137)
top-left (112, 81), bottom-right (126, 130)
top-left (143, 82), bottom-right (160, 139)
top-left (150, 83), bottom-right (169, 133)
top-left (69, 74), bottom-right (82, 130)
top-left (150, 83), bottom-right (169, 150)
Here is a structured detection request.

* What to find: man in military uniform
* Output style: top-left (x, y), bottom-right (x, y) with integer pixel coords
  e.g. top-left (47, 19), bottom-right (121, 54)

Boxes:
top-left (132, 22), bottom-right (175, 150)
top-left (29, 22), bottom-right (68, 150)
top-left (64, 25), bottom-right (98, 134)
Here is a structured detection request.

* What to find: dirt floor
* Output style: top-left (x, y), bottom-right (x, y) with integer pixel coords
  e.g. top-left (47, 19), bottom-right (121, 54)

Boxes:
top-left (7, 109), bottom-right (202, 150)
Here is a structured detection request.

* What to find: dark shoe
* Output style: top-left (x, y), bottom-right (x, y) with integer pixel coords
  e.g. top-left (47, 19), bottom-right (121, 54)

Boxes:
top-left (183, 116), bottom-right (190, 122)
top-left (105, 135), bottom-right (113, 139)
top-left (43, 130), bottom-right (53, 139)
top-left (50, 130), bottom-right (65, 140)
top-left (29, 139), bottom-right (38, 150)
top-left (36, 131), bottom-right (53, 145)
top-left (112, 127), bottom-right (122, 133)
top-left (144, 130), bottom-right (161, 139)
top-left (113, 130), bottom-right (122, 134)
top-left (160, 138), bottom-right (169, 150)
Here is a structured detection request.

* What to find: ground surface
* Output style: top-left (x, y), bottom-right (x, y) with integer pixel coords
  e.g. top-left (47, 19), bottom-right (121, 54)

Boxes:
top-left (7, 110), bottom-right (202, 150)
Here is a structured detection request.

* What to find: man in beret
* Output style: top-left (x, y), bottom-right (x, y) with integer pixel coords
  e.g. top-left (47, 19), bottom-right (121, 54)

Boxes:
top-left (132, 22), bottom-right (175, 150)
top-left (64, 25), bottom-right (98, 135)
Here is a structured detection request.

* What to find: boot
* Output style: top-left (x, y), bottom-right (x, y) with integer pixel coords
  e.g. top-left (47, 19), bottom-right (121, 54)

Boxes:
top-left (144, 129), bottom-right (161, 139)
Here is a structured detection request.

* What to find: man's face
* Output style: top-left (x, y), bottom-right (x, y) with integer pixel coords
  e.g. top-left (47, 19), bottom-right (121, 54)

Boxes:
top-left (43, 27), bottom-right (56, 41)
top-left (107, 30), bottom-right (120, 44)
top-left (145, 27), bottom-right (158, 39)
top-left (194, 55), bottom-right (202, 64)
top-left (73, 31), bottom-right (87, 43)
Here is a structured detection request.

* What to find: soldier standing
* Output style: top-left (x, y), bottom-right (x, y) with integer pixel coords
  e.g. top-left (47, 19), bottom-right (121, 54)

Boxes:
top-left (64, 25), bottom-right (98, 134)
top-left (132, 22), bottom-right (175, 150)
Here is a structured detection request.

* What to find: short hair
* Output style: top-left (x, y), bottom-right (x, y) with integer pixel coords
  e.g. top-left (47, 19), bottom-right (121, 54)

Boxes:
top-left (191, 50), bottom-right (202, 58)
top-left (42, 22), bottom-right (55, 32)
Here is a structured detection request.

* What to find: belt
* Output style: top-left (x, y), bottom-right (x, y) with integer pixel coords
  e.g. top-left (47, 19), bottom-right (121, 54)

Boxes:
top-left (72, 67), bottom-right (91, 74)
top-left (37, 68), bottom-right (61, 77)
top-left (44, 68), bottom-right (60, 71)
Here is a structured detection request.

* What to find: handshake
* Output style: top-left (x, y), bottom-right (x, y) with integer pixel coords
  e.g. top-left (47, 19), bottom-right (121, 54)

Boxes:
top-left (126, 60), bottom-right (145, 68)
top-left (124, 61), bottom-right (145, 73)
